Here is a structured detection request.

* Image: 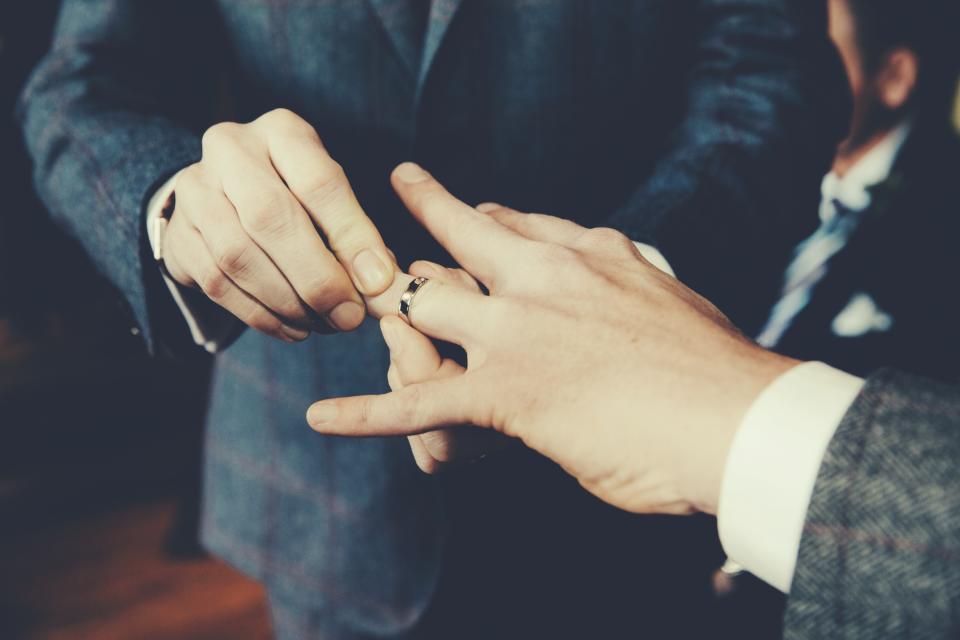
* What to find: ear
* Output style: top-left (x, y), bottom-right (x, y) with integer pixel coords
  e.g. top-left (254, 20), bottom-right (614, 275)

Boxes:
top-left (875, 47), bottom-right (919, 110)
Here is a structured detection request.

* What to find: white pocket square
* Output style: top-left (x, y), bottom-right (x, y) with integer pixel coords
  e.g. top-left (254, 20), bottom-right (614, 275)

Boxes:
top-left (831, 292), bottom-right (894, 338)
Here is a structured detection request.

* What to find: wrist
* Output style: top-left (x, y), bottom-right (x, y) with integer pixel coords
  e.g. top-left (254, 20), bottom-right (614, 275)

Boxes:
top-left (683, 341), bottom-right (801, 515)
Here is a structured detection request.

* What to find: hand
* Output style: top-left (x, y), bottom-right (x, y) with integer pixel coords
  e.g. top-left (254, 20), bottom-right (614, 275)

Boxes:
top-left (161, 108), bottom-right (396, 341)
top-left (308, 163), bottom-right (798, 515)
top-left (382, 261), bottom-right (511, 474)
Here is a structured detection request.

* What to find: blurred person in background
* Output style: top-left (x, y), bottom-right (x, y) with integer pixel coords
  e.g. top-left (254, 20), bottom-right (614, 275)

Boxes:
top-left (756, 0), bottom-right (960, 379)
top-left (17, 1), bottom-right (847, 638)
top-left (715, 0), bottom-right (960, 633)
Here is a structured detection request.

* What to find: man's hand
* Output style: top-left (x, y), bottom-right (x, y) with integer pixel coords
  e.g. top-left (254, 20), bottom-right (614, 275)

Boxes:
top-left (308, 163), bottom-right (798, 515)
top-left (162, 109), bottom-right (396, 341)
top-left (382, 260), bottom-right (511, 474)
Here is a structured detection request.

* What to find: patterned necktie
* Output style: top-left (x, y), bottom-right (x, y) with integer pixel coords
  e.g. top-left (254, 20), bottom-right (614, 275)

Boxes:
top-left (755, 199), bottom-right (866, 349)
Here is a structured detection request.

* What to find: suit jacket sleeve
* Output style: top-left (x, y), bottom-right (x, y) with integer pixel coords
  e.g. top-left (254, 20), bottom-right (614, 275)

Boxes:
top-left (784, 369), bottom-right (960, 639)
top-left (606, 0), bottom-right (850, 329)
top-left (17, 0), bottom-right (224, 354)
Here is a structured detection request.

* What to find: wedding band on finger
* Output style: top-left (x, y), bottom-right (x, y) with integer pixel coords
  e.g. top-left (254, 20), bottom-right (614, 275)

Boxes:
top-left (398, 276), bottom-right (430, 325)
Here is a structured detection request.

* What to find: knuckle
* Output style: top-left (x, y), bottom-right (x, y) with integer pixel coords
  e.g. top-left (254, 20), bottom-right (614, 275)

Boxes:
top-left (408, 260), bottom-right (439, 275)
top-left (241, 189), bottom-right (295, 235)
top-left (409, 388), bottom-right (441, 430)
top-left (201, 121), bottom-right (241, 152)
top-left (264, 107), bottom-right (297, 122)
top-left (248, 312), bottom-right (283, 335)
top-left (422, 433), bottom-right (454, 462)
top-left (259, 108), bottom-right (318, 137)
top-left (198, 267), bottom-right (230, 300)
top-left (583, 227), bottom-right (633, 251)
top-left (357, 397), bottom-right (375, 428)
top-left (276, 299), bottom-right (308, 324)
top-left (174, 163), bottom-right (204, 193)
top-left (452, 269), bottom-right (481, 292)
top-left (296, 161), bottom-right (347, 208)
top-left (211, 236), bottom-right (253, 275)
top-left (327, 210), bottom-right (366, 245)
top-left (301, 272), bottom-right (349, 311)
top-left (397, 385), bottom-right (424, 425)
top-left (260, 107), bottom-right (298, 127)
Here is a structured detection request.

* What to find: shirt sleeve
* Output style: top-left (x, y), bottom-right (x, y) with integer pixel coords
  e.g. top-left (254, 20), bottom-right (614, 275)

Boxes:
top-left (145, 171), bottom-right (237, 353)
top-left (634, 243), bottom-right (675, 278)
top-left (717, 361), bottom-right (865, 593)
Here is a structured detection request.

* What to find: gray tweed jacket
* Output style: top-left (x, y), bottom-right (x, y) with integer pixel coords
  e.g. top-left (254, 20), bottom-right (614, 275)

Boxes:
top-left (786, 370), bottom-right (960, 639)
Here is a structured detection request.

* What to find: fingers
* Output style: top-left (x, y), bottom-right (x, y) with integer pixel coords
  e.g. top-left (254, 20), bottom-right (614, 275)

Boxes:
top-left (363, 271), bottom-right (411, 320)
top-left (482, 204), bottom-right (640, 262)
top-left (385, 351), bottom-right (446, 474)
top-left (218, 164), bottom-right (365, 331)
top-left (162, 213), bottom-right (309, 342)
top-left (383, 315), bottom-right (442, 377)
top-left (382, 315), bottom-right (467, 474)
top-left (306, 375), bottom-right (476, 436)
top-left (408, 260), bottom-right (482, 293)
top-left (384, 345), bottom-right (444, 473)
top-left (173, 171), bottom-right (310, 327)
top-left (199, 118), bottom-right (366, 331)
top-left (391, 163), bottom-right (530, 289)
top-left (406, 433), bottom-right (445, 474)
top-left (417, 427), bottom-right (508, 468)
top-left (364, 274), bottom-right (487, 347)
top-left (382, 315), bottom-right (466, 381)
top-left (258, 110), bottom-right (395, 296)
top-left (481, 204), bottom-right (587, 247)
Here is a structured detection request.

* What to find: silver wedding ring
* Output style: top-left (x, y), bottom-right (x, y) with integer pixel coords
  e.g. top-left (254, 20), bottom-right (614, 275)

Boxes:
top-left (398, 276), bottom-right (429, 325)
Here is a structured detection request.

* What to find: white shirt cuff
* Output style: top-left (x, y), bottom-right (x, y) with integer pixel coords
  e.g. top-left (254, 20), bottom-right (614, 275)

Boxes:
top-left (634, 242), bottom-right (675, 277)
top-left (146, 171), bottom-right (234, 353)
top-left (717, 361), bottom-right (865, 593)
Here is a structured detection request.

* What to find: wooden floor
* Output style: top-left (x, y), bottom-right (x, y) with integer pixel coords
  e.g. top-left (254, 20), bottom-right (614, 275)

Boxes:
top-left (1, 499), bottom-right (272, 640)
top-left (0, 326), bottom-right (272, 640)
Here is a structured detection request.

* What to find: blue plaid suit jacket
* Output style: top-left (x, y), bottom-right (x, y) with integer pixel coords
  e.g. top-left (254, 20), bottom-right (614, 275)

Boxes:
top-left (19, 1), bottom-right (847, 636)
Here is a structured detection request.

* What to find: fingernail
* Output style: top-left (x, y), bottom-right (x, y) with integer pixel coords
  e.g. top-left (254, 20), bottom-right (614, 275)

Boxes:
top-left (381, 320), bottom-right (402, 356)
top-left (281, 324), bottom-right (310, 341)
top-left (476, 202), bottom-right (501, 213)
top-left (327, 301), bottom-right (365, 331)
top-left (353, 249), bottom-right (391, 292)
top-left (395, 162), bottom-right (429, 184)
top-left (308, 402), bottom-right (339, 426)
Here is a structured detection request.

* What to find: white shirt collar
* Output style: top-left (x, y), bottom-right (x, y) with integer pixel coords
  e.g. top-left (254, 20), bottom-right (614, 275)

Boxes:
top-left (819, 121), bottom-right (912, 223)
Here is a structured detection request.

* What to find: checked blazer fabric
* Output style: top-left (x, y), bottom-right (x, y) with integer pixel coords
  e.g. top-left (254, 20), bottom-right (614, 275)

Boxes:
top-left (19, 1), bottom-right (847, 636)
top-left (785, 370), bottom-right (960, 639)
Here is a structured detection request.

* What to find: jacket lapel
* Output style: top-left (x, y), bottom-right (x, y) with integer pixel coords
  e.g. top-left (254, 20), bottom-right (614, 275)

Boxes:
top-left (367, 0), bottom-right (429, 79)
top-left (417, 0), bottom-right (465, 91)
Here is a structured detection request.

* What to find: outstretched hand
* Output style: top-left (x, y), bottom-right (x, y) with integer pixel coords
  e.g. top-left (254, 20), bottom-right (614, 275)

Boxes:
top-left (308, 163), bottom-right (797, 515)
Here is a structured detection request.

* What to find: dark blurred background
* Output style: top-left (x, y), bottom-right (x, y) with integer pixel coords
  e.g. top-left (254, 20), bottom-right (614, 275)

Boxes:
top-left (1, 3), bottom-right (959, 640)
top-left (0, 4), bottom-right (270, 638)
